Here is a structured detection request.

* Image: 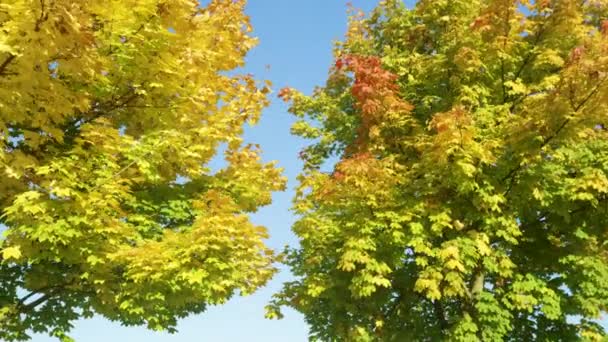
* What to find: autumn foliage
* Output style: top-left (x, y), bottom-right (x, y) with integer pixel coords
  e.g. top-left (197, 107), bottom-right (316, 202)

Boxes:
top-left (0, 0), bottom-right (284, 340)
top-left (336, 55), bottom-right (413, 151)
top-left (2, 0), bottom-right (608, 341)
top-left (271, 0), bottom-right (608, 341)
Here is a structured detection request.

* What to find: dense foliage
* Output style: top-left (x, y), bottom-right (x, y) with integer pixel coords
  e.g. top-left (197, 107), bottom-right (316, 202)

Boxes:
top-left (270, 0), bottom-right (608, 340)
top-left (0, 0), bottom-right (284, 340)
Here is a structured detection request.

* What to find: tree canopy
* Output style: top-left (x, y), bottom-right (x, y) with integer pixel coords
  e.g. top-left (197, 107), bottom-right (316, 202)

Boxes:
top-left (0, 0), bottom-right (284, 340)
top-left (270, 0), bottom-right (608, 340)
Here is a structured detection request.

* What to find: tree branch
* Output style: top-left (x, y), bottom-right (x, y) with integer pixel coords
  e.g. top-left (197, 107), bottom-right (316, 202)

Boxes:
top-left (18, 290), bottom-right (43, 306)
top-left (21, 293), bottom-right (51, 312)
top-left (540, 117), bottom-right (569, 149)
top-left (573, 75), bottom-right (608, 112)
top-left (511, 7), bottom-right (553, 83)
top-left (34, 0), bottom-right (48, 32)
top-left (502, 76), bottom-right (607, 193)
top-left (16, 278), bottom-right (79, 314)
top-left (0, 54), bottom-right (16, 76)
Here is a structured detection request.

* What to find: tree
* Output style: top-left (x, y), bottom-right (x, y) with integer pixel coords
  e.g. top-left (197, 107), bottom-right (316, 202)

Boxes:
top-left (0, 0), bottom-right (284, 340)
top-left (269, 0), bottom-right (608, 340)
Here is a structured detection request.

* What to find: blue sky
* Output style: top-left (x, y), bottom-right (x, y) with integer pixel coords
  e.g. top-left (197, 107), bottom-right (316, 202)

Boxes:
top-left (30, 0), bottom-right (607, 340)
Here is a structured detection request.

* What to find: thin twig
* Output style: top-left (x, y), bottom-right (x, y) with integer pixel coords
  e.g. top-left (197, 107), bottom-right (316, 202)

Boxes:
top-left (0, 54), bottom-right (16, 76)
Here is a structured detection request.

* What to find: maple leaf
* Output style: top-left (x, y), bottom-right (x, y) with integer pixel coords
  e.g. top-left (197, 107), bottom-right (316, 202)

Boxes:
top-left (0, 0), bottom-right (284, 340)
top-left (276, 0), bottom-right (608, 340)
top-left (1, 246), bottom-right (21, 260)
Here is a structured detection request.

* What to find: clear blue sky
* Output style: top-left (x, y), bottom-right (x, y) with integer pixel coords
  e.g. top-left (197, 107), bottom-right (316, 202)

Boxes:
top-left (30, 1), bottom-right (607, 341)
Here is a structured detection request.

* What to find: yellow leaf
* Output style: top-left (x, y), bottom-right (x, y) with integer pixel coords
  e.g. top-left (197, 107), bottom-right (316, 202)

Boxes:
top-left (2, 246), bottom-right (21, 260)
top-left (0, 42), bottom-right (15, 54)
